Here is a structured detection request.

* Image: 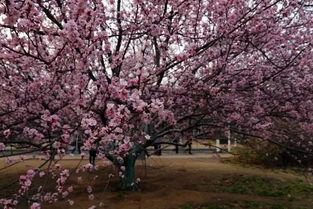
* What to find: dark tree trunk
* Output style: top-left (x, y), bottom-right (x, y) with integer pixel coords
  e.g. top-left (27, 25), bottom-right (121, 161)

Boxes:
top-left (105, 144), bottom-right (142, 191)
top-left (119, 153), bottom-right (140, 191)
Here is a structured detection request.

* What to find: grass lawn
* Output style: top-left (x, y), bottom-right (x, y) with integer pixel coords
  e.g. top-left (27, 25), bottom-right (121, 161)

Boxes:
top-left (0, 155), bottom-right (312, 209)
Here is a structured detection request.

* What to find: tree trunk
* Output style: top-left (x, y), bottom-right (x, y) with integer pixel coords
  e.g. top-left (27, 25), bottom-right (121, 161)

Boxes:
top-left (119, 153), bottom-right (140, 191)
top-left (105, 144), bottom-right (142, 191)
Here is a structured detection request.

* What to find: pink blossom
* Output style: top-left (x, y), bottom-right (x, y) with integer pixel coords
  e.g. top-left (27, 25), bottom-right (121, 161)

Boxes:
top-left (229, 113), bottom-right (241, 121)
top-left (0, 143), bottom-right (5, 151)
top-left (39, 171), bottom-right (45, 177)
top-left (53, 141), bottom-right (61, 149)
top-left (3, 129), bottom-right (10, 138)
top-left (87, 186), bottom-right (93, 193)
top-left (20, 175), bottom-right (27, 181)
top-left (30, 202), bottom-right (40, 209)
top-left (25, 179), bottom-right (32, 187)
top-left (54, 164), bottom-right (61, 169)
top-left (43, 194), bottom-right (51, 202)
top-left (68, 199), bottom-right (74, 206)
top-left (81, 118), bottom-right (97, 127)
top-left (61, 134), bottom-right (70, 143)
top-left (62, 191), bottom-right (69, 198)
top-left (88, 194), bottom-right (94, 200)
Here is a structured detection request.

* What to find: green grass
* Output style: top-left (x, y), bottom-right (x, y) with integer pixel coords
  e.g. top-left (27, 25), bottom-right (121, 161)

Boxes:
top-left (181, 201), bottom-right (311, 209)
top-left (222, 158), bottom-right (305, 176)
top-left (180, 172), bottom-right (313, 209)
top-left (179, 174), bottom-right (313, 209)
top-left (217, 175), bottom-right (313, 201)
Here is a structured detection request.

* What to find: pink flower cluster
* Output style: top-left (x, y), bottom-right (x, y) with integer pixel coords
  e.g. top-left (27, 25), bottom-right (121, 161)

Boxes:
top-left (0, 143), bottom-right (5, 151)
top-left (18, 169), bottom-right (36, 196)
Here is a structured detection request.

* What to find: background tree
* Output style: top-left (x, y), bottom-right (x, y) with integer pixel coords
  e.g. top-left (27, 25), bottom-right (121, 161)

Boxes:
top-left (1, 0), bottom-right (313, 207)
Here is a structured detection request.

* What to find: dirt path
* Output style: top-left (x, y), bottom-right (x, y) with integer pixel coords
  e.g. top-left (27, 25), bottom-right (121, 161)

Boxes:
top-left (146, 155), bottom-right (302, 181)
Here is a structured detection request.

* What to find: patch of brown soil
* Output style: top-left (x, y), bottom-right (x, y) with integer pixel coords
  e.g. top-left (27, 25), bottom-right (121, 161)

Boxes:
top-left (1, 156), bottom-right (312, 209)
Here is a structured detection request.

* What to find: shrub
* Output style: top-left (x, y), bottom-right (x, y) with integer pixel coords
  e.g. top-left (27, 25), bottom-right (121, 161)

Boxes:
top-left (232, 139), bottom-right (298, 167)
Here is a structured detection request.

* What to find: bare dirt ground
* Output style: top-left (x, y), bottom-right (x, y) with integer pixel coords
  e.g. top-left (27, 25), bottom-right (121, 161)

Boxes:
top-left (1, 155), bottom-right (312, 209)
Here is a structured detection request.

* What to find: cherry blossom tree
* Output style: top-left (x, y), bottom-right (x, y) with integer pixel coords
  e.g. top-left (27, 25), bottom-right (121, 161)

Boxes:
top-left (1, 0), bottom-right (313, 207)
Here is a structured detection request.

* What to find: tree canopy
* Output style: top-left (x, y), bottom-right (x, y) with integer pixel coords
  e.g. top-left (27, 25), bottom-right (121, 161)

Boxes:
top-left (1, 0), bottom-right (313, 207)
